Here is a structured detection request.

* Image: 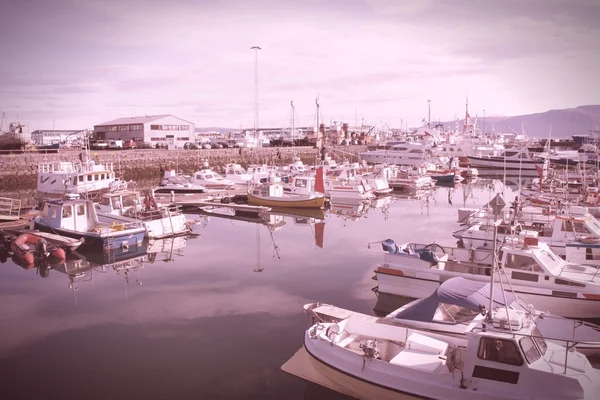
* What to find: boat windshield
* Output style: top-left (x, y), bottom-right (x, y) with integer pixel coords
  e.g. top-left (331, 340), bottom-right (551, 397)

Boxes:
top-left (433, 303), bottom-right (480, 323)
top-left (163, 176), bottom-right (190, 185)
top-left (584, 217), bottom-right (600, 236)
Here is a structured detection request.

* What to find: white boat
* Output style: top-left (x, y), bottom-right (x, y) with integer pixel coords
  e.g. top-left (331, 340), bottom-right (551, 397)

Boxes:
top-left (247, 173), bottom-right (326, 209)
top-left (154, 170), bottom-right (207, 194)
top-left (453, 208), bottom-right (600, 264)
top-left (467, 147), bottom-right (548, 175)
top-left (373, 238), bottom-right (600, 319)
top-left (388, 277), bottom-right (600, 356)
top-left (95, 187), bottom-right (191, 239)
top-left (292, 303), bottom-right (600, 399)
top-left (324, 168), bottom-right (375, 202)
top-left (32, 197), bottom-right (146, 253)
top-left (190, 168), bottom-right (235, 190)
top-left (224, 163), bottom-right (253, 185)
top-left (37, 158), bottom-right (116, 196)
top-left (359, 141), bottom-right (434, 166)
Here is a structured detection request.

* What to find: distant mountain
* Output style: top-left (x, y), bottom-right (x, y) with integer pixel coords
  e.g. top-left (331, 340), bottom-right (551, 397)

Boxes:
top-left (195, 127), bottom-right (237, 133)
top-left (452, 105), bottom-right (600, 138)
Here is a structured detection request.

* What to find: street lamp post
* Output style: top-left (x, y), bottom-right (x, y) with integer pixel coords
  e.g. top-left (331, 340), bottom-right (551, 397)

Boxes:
top-left (427, 100), bottom-right (431, 128)
top-left (251, 46), bottom-right (262, 147)
top-left (483, 109), bottom-right (486, 135)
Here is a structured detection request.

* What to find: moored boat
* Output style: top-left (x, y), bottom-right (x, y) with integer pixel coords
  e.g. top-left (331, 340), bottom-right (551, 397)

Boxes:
top-left (32, 197), bottom-right (146, 253)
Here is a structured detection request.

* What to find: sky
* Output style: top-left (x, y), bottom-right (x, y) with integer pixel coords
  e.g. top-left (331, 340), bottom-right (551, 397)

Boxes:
top-left (1, 0), bottom-right (599, 131)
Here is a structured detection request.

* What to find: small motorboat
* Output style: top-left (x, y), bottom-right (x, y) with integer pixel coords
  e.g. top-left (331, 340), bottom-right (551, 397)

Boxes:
top-left (10, 232), bottom-right (66, 269)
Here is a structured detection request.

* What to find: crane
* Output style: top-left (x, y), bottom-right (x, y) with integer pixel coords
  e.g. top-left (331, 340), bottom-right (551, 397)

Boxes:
top-left (0, 112), bottom-right (5, 132)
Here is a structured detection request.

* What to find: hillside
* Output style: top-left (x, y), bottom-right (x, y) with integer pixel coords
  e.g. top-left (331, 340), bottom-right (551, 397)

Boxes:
top-left (457, 105), bottom-right (600, 138)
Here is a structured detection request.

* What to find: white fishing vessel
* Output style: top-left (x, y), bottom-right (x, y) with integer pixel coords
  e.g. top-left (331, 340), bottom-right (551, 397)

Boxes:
top-left (95, 186), bottom-right (191, 239)
top-left (324, 167), bottom-right (375, 202)
top-left (373, 237), bottom-right (600, 318)
top-left (32, 197), bottom-right (146, 253)
top-left (37, 156), bottom-right (116, 196)
top-left (453, 207), bottom-right (600, 264)
top-left (287, 301), bottom-right (600, 399)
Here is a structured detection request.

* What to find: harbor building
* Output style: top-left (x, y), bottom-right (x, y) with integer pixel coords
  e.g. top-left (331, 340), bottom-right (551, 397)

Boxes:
top-left (94, 115), bottom-right (195, 148)
top-left (31, 129), bottom-right (84, 146)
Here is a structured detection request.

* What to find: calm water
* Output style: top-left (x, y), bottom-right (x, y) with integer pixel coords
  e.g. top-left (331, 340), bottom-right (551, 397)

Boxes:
top-left (0, 180), bottom-right (515, 400)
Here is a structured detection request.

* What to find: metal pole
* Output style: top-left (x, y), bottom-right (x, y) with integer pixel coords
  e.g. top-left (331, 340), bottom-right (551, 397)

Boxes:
top-left (251, 46), bottom-right (262, 147)
top-left (427, 100), bottom-right (431, 128)
top-left (483, 109), bottom-right (486, 135)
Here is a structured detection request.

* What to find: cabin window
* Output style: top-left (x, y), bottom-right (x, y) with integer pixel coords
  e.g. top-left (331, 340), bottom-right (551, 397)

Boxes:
top-left (94, 174), bottom-right (99, 181)
top-left (99, 197), bottom-right (110, 206)
top-left (295, 179), bottom-right (307, 188)
top-left (555, 278), bottom-right (585, 287)
top-left (72, 177), bottom-right (77, 185)
top-left (62, 205), bottom-right (72, 218)
top-left (504, 254), bottom-right (544, 273)
top-left (87, 175), bottom-right (92, 181)
top-left (101, 173), bottom-right (105, 180)
top-left (77, 204), bottom-right (85, 216)
top-left (79, 175), bottom-right (83, 182)
top-left (50, 207), bottom-right (57, 219)
top-left (519, 337), bottom-right (541, 364)
top-left (477, 338), bottom-right (524, 366)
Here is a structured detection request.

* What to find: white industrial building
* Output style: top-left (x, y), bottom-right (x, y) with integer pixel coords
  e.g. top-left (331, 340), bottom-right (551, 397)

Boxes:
top-left (94, 115), bottom-right (196, 148)
top-left (31, 129), bottom-right (85, 146)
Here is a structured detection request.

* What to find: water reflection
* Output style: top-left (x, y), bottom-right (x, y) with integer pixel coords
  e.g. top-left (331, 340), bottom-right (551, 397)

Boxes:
top-left (1, 180), bottom-right (531, 399)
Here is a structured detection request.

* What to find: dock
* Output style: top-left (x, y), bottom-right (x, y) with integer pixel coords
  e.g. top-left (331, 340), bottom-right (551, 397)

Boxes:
top-left (154, 189), bottom-right (271, 219)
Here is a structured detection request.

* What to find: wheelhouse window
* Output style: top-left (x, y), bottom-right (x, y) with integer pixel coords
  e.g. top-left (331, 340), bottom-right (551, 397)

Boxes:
top-left (87, 175), bottom-right (92, 181)
top-left (79, 175), bottom-right (84, 182)
top-left (62, 205), bottom-right (72, 218)
top-left (531, 327), bottom-right (547, 355)
top-left (295, 179), bottom-right (307, 188)
top-left (77, 204), bottom-right (85, 216)
top-left (477, 337), bottom-right (524, 366)
top-left (504, 254), bottom-right (544, 273)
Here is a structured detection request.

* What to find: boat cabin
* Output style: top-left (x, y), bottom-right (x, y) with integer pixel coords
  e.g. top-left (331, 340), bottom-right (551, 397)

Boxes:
top-left (39, 198), bottom-right (99, 232)
top-left (285, 176), bottom-right (319, 196)
top-left (37, 161), bottom-right (116, 194)
top-left (96, 190), bottom-right (141, 216)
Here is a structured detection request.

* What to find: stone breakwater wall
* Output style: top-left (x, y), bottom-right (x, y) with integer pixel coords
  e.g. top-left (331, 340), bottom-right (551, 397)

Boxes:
top-left (0, 146), bottom-right (368, 191)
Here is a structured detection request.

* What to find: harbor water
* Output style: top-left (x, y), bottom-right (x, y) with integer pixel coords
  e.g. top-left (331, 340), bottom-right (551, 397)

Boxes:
top-left (1, 180), bottom-right (529, 399)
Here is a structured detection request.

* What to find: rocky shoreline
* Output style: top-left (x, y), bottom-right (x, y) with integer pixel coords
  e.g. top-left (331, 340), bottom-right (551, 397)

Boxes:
top-left (0, 146), bottom-right (367, 191)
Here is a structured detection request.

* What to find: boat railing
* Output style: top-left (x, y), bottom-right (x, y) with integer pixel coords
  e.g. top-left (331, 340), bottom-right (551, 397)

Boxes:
top-left (0, 197), bottom-right (21, 220)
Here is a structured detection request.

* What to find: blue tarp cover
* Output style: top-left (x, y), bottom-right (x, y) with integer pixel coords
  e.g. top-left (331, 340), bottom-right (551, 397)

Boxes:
top-left (395, 277), bottom-right (516, 322)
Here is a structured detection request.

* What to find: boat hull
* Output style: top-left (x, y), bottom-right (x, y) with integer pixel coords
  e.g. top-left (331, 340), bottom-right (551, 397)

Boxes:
top-left (247, 192), bottom-right (325, 209)
top-left (375, 266), bottom-right (600, 319)
top-left (33, 221), bottom-right (145, 253)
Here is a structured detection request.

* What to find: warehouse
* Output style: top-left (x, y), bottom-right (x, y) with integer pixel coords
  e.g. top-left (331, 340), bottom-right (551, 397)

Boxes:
top-left (94, 114), bottom-right (196, 148)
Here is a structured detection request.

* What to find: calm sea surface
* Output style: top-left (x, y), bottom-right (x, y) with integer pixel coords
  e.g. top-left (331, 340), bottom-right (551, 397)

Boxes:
top-left (0, 180), bottom-right (518, 399)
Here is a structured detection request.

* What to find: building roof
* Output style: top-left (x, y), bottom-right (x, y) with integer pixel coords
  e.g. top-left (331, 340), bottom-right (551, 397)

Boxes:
top-left (95, 114), bottom-right (173, 126)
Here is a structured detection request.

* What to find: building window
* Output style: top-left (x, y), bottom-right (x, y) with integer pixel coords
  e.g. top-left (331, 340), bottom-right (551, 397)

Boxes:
top-left (130, 124), bottom-right (142, 131)
top-left (177, 137), bottom-right (190, 141)
top-left (118, 125), bottom-right (130, 131)
top-left (180, 125), bottom-right (188, 130)
top-left (151, 125), bottom-right (161, 130)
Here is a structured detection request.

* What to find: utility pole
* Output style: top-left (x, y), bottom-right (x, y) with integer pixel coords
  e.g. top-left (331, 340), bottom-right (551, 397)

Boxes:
top-left (251, 46), bottom-right (262, 147)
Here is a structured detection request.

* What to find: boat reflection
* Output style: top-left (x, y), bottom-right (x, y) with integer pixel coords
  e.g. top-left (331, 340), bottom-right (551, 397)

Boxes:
top-left (146, 235), bottom-right (192, 263)
top-left (328, 199), bottom-right (370, 222)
